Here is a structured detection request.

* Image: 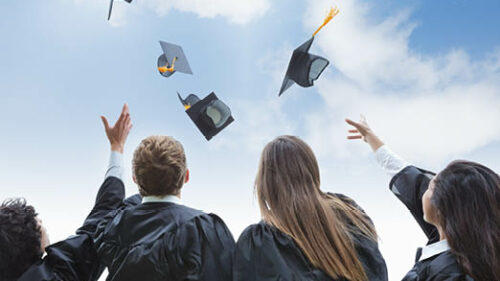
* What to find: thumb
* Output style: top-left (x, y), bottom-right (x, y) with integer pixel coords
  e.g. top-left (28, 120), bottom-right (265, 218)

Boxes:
top-left (101, 116), bottom-right (110, 131)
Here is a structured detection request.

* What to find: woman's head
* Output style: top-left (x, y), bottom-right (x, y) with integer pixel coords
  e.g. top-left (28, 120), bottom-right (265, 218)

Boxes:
top-left (255, 136), bottom-right (376, 281)
top-left (428, 160), bottom-right (500, 280)
top-left (256, 135), bottom-right (320, 211)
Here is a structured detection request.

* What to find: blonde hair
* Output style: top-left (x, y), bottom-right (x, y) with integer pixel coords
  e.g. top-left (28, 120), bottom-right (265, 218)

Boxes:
top-left (256, 136), bottom-right (377, 281)
top-left (133, 136), bottom-right (187, 196)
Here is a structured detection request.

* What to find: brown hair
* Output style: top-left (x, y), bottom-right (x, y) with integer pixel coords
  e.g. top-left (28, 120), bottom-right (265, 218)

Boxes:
top-left (433, 160), bottom-right (500, 281)
top-left (255, 135), bottom-right (377, 281)
top-left (133, 136), bottom-right (187, 197)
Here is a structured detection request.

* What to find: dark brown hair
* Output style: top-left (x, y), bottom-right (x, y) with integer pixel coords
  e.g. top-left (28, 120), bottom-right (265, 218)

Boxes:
top-left (255, 135), bottom-right (377, 281)
top-left (133, 136), bottom-right (187, 196)
top-left (0, 198), bottom-right (42, 281)
top-left (433, 160), bottom-right (500, 281)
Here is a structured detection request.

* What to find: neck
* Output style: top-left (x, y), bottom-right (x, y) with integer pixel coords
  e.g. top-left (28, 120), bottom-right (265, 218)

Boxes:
top-left (436, 224), bottom-right (447, 241)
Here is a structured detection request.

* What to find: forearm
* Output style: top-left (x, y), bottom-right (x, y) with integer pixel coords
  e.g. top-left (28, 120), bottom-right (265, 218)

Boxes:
top-left (374, 145), bottom-right (410, 177)
top-left (79, 152), bottom-right (126, 234)
top-left (365, 134), bottom-right (384, 152)
top-left (105, 150), bottom-right (124, 180)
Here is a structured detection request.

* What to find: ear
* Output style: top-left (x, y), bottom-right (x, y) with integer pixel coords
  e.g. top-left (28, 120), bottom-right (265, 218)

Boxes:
top-left (133, 175), bottom-right (137, 184)
top-left (184, 169), bottom-right (190, 184)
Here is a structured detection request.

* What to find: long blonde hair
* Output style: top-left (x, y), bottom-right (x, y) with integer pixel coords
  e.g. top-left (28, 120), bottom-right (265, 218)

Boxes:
top-left (255, 136), bottom-right (377, 281)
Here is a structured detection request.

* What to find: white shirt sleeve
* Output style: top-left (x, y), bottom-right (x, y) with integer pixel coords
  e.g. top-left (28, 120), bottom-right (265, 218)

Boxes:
top-left (374, 145), bottom-right (410, 177)
top-left (105, 151), bottom-right (124, 180)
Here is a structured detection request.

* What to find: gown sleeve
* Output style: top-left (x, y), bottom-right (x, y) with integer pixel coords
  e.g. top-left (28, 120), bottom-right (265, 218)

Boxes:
top-left (171, 214), bottom-right (235, 281)
top-left (389, 166), bottom-right (440, 243)
top-left (232, 225), bottom-right (263, 281)
top-left (18, 235), bottom-right (103, 281)
top-left (77, 177), bottom-right (141, 235)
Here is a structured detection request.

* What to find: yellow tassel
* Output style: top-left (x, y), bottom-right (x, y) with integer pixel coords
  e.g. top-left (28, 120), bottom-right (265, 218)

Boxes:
top-left (158, 57), bottom-right (178, 73)
top-left (184, 104), bottom-right (191, 110)
top-left (312, 7), bottom-right (339, 37)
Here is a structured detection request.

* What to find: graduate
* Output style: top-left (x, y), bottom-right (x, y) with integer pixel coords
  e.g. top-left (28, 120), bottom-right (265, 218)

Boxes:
top-left (0, 199), bottom-right (104, 281)
top-left (0, 106), bottom-right (139, 281)
top-left (233, 136), bottom-right (388, 281)
top-left (346, 116), bottom-right (500, 281)
top-left (90, 104), bottom-right (235, 280)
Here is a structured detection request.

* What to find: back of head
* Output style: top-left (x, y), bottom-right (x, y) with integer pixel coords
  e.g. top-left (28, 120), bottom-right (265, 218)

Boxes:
top-left (255, 135), bottom-right (376, 281)
top-left (133, 136), bottom-right (187, 197)
top-left (0, 199), bottom-right (42, 281)
top-left (433, 160), bottom-right (500, 281)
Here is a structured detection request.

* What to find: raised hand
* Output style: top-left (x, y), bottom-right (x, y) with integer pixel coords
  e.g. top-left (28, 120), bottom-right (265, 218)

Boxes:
top-left (345, 115), bottom-right (384, 152)
top-left (101, 104), bottom-right (133, 153)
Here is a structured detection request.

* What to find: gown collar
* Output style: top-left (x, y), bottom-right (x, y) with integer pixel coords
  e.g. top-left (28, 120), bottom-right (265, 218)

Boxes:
top-left (142, 195), bottom-right (182, 205)
top-left (419, 239), bottom-right (450, 262)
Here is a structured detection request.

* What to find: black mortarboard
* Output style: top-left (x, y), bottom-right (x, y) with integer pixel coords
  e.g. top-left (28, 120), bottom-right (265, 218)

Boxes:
top-left (278, 7), bottom-right (339, 96)
top-left (157, 41), bottom-right (193, 78)
top-left (177, 92), bottom-right (234, 141)
top-left (279, 37), bottom-right (329, 96)
top-left (108, 0), bottom-right (133, 21)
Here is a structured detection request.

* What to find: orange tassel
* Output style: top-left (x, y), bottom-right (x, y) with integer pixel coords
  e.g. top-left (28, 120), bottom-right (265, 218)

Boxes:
top-left (158, 57), bottom-right (178, 73)
top-left (312, 7), bottom-right (339, 37)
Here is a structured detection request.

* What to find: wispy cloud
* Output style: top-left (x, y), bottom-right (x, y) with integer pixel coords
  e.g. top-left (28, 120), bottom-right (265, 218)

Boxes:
top-left (210, 44), bottom-right (298, 152)
top-left (80, 0), bottom-right (271, 26)
top-left (144, 0), bottom-right (271, 25)
top-left (300, 0), bottom-right (500, 166)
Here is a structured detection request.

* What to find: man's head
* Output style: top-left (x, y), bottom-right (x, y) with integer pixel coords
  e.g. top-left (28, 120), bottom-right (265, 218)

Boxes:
top-left (133, 136), bottom-right (189, 197)
top-left (0, 198), bottom-right (49, 280)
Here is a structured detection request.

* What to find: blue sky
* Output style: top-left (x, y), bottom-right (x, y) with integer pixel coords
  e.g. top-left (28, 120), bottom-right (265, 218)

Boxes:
top-left (1, 0), bottom-right (500, 280)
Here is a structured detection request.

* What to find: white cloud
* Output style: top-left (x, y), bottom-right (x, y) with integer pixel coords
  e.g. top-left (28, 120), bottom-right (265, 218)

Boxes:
top-left (300, 0), bottom-right (500, 167)
top-left (144, 0), bottom-right (270, 25)
top-left (83, 0), bottom-right (271, 26)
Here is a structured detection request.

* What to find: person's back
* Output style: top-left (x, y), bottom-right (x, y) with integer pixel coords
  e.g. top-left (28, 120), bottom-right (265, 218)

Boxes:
top-left (94, 135), bottom-right (235, 281)
top-left (235, 193), bottom-right (387, 281)
top-left (233, 135), bottom-right (388, 281)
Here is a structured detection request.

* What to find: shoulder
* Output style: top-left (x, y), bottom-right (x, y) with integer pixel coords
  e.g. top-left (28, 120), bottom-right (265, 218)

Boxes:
top-left (238, 221), bottom-right (275, 241)
top-left (19, 234), bottom-right (101, 281)
top-left (416, 251), bottom-right (471, 281)
top-left (237, 221), bottom-right (295, 252)
top-left (327, 192), bottom-right (366, 212)
top-left (326, 192), bottom-right (374, 227)
top-left (170, 205), bottom-right (228, 229)
top-left (172, 207), bottom-right (234, 241)
top-left (427, 251), bottom-right (466, 275)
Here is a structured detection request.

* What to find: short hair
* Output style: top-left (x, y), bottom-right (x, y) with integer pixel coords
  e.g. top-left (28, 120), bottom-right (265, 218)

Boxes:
top-left (133, 136), bottom-right (187, 197)
top-left (0, 198), bottom-right (42, 280)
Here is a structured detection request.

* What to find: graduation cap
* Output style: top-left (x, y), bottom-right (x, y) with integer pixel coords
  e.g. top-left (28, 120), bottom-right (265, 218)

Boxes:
top-left (177, 92), bottom-right (234, 141)
top-left (157, 41), bottom-right (193, 78)
top-left (279, 7), bottom-right (339, 96)
top-left (108, 0), bottom-right (132, 21)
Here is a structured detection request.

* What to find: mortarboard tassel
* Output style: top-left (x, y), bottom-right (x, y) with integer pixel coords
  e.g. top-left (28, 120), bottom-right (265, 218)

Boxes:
top-left (158, 56), bottom-right (178, 73)
top-left (312, 7), bottom-right (340, 37)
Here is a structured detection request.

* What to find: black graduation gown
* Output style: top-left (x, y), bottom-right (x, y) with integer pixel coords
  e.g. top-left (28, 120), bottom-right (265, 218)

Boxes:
top-left (90, 177), bottom-right (236, 281)
top-left (233, 193), bottom-right (388, 281)
top-left (16, 177), bottom-right (139, 281)
top-left (16, 235), bottom-right (102, 281)
top-left (390, 166), bottom-right (473, 281)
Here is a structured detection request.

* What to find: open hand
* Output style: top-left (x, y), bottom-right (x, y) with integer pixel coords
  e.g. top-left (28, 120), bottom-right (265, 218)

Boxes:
top-left (345, 115), bottom-right (384, 152)
top-left (101, 104), bottom-right (133, 153)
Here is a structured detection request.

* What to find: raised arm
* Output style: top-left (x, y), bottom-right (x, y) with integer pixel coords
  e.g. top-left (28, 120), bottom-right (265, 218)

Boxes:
top-left (346, 115), bottom-right (439, 242)
top-left (78, 104), bottom-right (134, 234)
top-left (346, 115), bottom-right (409, 176)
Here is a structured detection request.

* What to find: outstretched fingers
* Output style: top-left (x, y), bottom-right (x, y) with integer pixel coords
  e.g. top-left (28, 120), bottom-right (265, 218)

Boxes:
top-left (101, 116), bottom-right (110, 131)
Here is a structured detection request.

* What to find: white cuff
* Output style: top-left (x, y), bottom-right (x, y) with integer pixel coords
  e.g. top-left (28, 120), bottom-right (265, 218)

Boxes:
top-left (105, 151), bottom-right (124, 180)
top-left (374, 145), bottom-right (409, 177)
